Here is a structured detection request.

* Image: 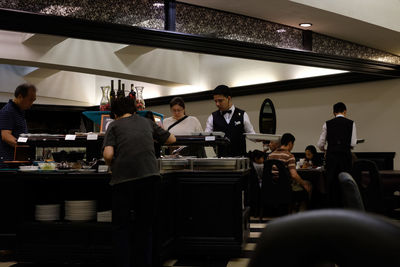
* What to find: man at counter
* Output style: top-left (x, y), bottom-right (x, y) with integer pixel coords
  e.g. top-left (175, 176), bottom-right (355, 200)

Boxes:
top-left (317, 102), bottom-right (357, 206)
top-left (102, 96), bottom-right (175, 267)
top-left (0, 83), bottom-right (36, 164)
top-left (205, 85), bottom-right (255, 156)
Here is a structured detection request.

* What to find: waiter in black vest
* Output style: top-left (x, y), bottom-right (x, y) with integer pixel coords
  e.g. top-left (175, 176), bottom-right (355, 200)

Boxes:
top-left (317, 102), bottom-right (357, 206)
top-left (205, 85), bottom-right (255, 156)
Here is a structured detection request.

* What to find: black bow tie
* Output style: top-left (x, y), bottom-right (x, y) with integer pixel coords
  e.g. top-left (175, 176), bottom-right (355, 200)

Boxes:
top-left (221, 110), bottom-right (232, 115)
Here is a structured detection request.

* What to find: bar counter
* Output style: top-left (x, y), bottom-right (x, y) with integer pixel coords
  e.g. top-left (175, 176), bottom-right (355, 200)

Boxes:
top-left (0, 167), bottom-right (250, 264)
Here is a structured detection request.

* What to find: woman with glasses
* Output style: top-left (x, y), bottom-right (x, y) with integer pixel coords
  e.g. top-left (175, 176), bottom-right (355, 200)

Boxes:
top-left (163, 97), bottom-right (204, 157)
top-left (163, 97), bottom-right (203, 135)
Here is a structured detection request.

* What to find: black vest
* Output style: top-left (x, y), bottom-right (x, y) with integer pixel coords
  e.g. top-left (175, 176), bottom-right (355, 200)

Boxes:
top-left (326, 117), bottom-right (353, 153)
top-left (212, 107), bottom-right (246, 156)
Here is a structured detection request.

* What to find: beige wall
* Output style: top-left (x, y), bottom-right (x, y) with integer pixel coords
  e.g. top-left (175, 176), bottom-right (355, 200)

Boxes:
top-left (151, 78), bottom-right (400, 169)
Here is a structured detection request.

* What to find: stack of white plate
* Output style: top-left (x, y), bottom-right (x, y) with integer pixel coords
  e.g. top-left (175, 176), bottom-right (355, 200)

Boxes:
top-left (35, 204), bottom-right (60, 221)
top-left (97, 210), bottom-right (112, 222)
top-left (64, 200), bottom-right (97, 222)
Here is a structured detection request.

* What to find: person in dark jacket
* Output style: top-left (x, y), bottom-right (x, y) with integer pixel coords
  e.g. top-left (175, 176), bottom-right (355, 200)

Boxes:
top-left (317, 102), bottom-right (357, 206)
top-left (205, 85), bottom-right (255, 156)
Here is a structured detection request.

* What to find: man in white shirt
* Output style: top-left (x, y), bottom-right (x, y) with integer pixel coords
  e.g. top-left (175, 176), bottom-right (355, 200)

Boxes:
top-left (205, 85), bottom-right (255, 156)
top-left (317, 102), bottom-right (357, 206)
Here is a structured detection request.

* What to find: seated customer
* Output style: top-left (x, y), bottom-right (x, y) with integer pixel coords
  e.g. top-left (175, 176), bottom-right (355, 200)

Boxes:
top-left (267, 133), bottom-right (312, 210)
top-left (249, 149), bottom-right (265, 185)
top-left (302, 145), bottom-right (323, 168)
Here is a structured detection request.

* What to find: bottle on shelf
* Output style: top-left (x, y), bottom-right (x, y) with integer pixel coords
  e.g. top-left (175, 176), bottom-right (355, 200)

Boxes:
top-left (129, 84), bottom-right (136, 101)
top-left (109, 80), bottom-right (116, 102)
top-left (117, 80), bottom-right (125, 99)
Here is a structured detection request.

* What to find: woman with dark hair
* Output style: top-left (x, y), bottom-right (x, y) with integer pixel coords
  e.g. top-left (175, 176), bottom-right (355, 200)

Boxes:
top-left (302, 145), bottom-right (323, 168)
top-left (103, 96), bottom-right (175, 267)
top-left (163, 97), bottom-right (203, 135)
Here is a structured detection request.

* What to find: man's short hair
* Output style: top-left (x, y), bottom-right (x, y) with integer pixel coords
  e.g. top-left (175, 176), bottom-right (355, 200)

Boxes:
top-left (280, 133), bottom-right (295, 146)
top-left (110, 97), bottom-right (137, 119)
top-left (213, 85), bottom-right (231, 98)
top-left (333, 102), bottom-right (347, 113)
top-left (14, 83), bottom-right (36, 98)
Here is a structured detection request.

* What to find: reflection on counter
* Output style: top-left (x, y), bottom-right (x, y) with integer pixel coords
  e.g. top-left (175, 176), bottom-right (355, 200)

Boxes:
top-left (158, 157), bottom-right (250, 172)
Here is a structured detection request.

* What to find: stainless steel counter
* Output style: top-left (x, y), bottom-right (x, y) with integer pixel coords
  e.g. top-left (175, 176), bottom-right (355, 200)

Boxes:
top-left (158, 157), bottom-right (250, 172)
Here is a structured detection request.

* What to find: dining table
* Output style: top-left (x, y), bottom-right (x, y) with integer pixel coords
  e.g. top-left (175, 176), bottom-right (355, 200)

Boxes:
top-left (297, 167), bottom-right (328, 209)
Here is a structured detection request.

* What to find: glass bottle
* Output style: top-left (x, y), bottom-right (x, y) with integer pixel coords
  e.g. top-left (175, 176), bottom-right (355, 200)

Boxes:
top-left (110, 80), bottom-right (115, 102)
top-left (99, 86), bottom-right (110, 111)
top-left (129, 84), bottom-right (136, 101)
top-left (135, 86), bottom-right (145, 110)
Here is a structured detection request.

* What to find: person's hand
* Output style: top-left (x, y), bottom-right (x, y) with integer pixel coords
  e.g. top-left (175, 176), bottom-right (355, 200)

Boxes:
top-left (302, 180), bottom-right (312, 194)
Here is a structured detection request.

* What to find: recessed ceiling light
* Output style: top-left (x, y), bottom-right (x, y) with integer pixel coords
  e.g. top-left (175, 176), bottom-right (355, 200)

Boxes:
top-left (299, 23), bottom-right (312, 28)
top-left (153, 3), bottom-right (164, 8)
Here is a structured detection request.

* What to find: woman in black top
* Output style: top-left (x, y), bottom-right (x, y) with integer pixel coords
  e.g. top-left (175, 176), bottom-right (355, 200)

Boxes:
top-left (303, 145), bottom-right (323, 168)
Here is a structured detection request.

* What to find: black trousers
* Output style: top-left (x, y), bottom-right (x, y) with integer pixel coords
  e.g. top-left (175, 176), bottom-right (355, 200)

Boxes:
top-left (112, 176), bottom-right (159, 267)
top-left (326, 151), bottom-right (352, 207)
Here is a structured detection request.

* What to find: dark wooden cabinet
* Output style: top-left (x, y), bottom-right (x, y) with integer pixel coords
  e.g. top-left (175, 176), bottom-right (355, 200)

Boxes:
top-left (0, 168), bottom-right (249, 264)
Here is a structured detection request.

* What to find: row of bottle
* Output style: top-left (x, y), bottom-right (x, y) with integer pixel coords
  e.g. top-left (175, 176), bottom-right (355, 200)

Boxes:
top-left (100, 80), bottom-right (145, 111)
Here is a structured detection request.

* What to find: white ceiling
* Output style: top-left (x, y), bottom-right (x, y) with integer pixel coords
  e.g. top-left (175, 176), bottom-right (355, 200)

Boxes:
top-left (179, 0), bottom-right (400, 57)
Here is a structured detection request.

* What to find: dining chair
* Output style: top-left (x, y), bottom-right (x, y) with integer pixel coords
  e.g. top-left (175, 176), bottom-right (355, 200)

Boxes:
top-left (352, 159), bottom-right (384, 213)
top-left (338, 172), bottom-right (365, 211)
top-left (249, 209), bottom-right (400, 267)
top-left (259, 159), bottom-right (292, 220)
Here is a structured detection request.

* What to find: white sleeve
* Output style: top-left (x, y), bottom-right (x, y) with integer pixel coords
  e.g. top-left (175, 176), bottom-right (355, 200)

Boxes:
top-left (351, 122), bottom-right (357, 148)
top-left (317, 123), bottom-right (327, 151)
top-left (193, 117), bottom-right (203, 132)
top-left (205, 115), bottom-right (213, 132)
top-left (243, 112), bottom-right (256, 134)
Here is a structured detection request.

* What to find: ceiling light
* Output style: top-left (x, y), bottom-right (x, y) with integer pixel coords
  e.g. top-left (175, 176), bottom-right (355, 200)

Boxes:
top-left (299, 23), bottom-right (312, 28)
top-left (153, 3), bottom-right (164, 8)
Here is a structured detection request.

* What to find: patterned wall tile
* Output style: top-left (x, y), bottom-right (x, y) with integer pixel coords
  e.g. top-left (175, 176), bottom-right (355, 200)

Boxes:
top-left (176, 2), bottom-right (303, 50)
top-left (0, 0), bottom-right (165, 30)
top-left (313, 33), bottom-right (400, 65)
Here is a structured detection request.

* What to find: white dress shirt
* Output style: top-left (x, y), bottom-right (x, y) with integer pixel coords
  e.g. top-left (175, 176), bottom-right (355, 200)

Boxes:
top-left (317, 114), bottom-right (357, 151)
top-left (205, 105), bottom-right (255, 134)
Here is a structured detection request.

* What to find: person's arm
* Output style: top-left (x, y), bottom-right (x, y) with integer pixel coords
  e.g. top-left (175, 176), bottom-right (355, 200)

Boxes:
top-left (102, 124), bottom-right (116, 166)
top-left (205, 115), bottom-right (213, 132)
top-left (165, 133), bottom-right (176, 144)
top-left (1, 130), bottom-right (17, 148)
top-left (351, 122), bottom-right (357, 148)
top-left (289, 169), bottom-right (312, 193)
top-left (317, 123), bottom-right (327, 152)
top-left (243, 112), bottom-right (255, 134)
top-left (103, 146), bottom-right (114, 166)
top-left (152, 121), bottom-right (176, 145)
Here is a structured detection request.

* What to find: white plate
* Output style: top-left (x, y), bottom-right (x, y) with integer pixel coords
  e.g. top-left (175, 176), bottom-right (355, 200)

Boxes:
top-left (19, 166), bottom-right (39, 171)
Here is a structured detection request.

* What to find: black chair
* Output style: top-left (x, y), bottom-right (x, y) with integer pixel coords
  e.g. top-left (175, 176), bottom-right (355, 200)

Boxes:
top-left (338, 172), bottom-right (365, 211)
top-left (352, 159), bottom-right (384, 213)
top-left (259, 159), bottom-right (292, 219)
top-left (248, 162), bottom-right (262, 216)
top-left (249, 209), bottom-right (400, 267)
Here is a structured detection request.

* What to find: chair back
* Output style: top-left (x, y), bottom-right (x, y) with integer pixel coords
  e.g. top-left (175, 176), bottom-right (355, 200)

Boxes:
top-left (338, 172), bottom-right (365, 211)
top-left (249, 209), bottom-right (400, 267)
top-left (352, 159), bottom-right (384, 213)
top-left (261, 159), bottom-right (292, 207)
